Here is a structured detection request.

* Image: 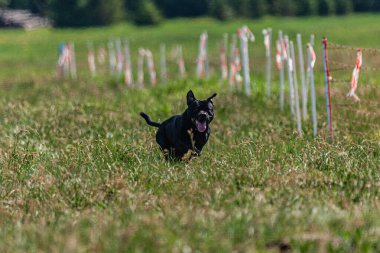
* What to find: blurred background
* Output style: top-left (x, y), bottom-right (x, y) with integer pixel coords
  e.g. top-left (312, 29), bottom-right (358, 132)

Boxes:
top-left (1, 0), bottom-right (380, 27)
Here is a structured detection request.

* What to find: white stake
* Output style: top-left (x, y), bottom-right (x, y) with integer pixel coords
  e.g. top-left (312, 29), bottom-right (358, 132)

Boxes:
top-left (178, 45), bottom-right (186, 79)
top-left (138, 48), bottom-right (145, 86)
top-left (87, 42), bottom-right (96, 77)
top-left (196, 32), bottom-right (208, 78)
top-left (115, 39), bottom-right (124, 77)
top-left (279, 31), bottom-right (285, 111)
top-left (285, 36), bottom-right (294, 115)
top-left (238, 26), bottom-right (255, 96)
top-left (307, 43), bottom-right (317, 137)
top-left (220, 33), bottom-right (228, 82)
top-left (160, 44), bottom-right (167, 83)
top-left (124, 39), bottom-right (133, 86)
top-left (290, 41), bottom-right (302, 135)
top-left (69, 43), bottom-right (77, 80)
top-left (305, 34), bottom-right (315, 105)
top-left (229, 34), bottom-right (237, 88)
top-left (263, 28), bottom-right (272, 97)
top-left (108, 40), bottom-right (117, 76)
top-left (297, 34), bottom-right (307, 120)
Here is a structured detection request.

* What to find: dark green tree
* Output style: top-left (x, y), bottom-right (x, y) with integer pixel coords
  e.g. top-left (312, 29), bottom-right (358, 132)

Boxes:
top-left (134, 0), bottom-right (162, 25)
top-left (248, 0), bottom-right (267, 18)
top-left (209, 0), bottom-right (234, 20)
top-left (295, 0), bottom-right (317, 16)
top-left (335, 0), bottom-right (352, 15)
top-left (272, 0), bottom-right (297, 16)
top-left (87, 0), bottom-right (124, 25)
top-left (318, 0), bottom-right (335, 15)
top-left (49, 0), bottom-right (125, 27)
top-left (227, 0), bottom-right (250, 17)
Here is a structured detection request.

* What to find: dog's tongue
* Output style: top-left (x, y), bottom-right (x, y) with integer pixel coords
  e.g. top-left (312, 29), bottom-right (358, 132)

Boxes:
top-left (196, 120), bottom-right (207, 132)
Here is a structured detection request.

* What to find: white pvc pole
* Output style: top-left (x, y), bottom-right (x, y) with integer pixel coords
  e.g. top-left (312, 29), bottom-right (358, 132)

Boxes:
top-left (221, 33), bottom-right (228, 82)
top-left (138, 48), bottom-right (145, 87)
top-left (69, 43), bottom-right (77, 80)
top-left (178, 45), bottom-right (186, 79)
top-left (240, 32), bottom-right (251, 96)
top-left (87, 42), bottom-right (96, 77)
top-left (205, 32), bottom-right (209, 78)
top-left (265, 28), bottom-right (272, 97)
top-left (297, 34), bottom-right (307, 120)
top-left (290, 41), bottom-right (302, 135)
top-left (285, 36), bottom-right (294, 115)
top-left (308, 43), bottom-right (317, 137)
top-left (108, 40), bottom-right (117, 76)
top-left (124, 39), bottom-right (133, 86)
top-left (229, 34), bottom-right (237, 88)
top-left (116, 39), bottom-right (124, 78)
top-left (305, 35), bottom-right (314, 107)
top-left (279, 31), bottom-right (285, 111)
top-left (160, 44), bottom-right (167, 83)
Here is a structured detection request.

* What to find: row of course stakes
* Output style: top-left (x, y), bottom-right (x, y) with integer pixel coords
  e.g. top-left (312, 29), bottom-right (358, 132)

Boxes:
top-left (196, 32), bottom-right (209, 78)
top-left (297, 34), bottom-right (307, 120)
top-left (238, 26), bottom-right (255, 96)
top-left (124, 39), bottom-right (133, 86)
top-left (290, 41), bottom-right (303, 135)
top-left (263, 28), bottom-right (272, 97)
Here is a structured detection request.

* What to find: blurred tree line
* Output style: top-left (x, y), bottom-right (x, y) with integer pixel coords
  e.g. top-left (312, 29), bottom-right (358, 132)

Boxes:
top-left (1, 0), bottom-right (380, 27)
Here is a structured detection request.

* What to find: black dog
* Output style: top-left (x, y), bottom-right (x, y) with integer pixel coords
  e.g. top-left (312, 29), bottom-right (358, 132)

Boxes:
top-left (140, 90), bottom-right (217, 160)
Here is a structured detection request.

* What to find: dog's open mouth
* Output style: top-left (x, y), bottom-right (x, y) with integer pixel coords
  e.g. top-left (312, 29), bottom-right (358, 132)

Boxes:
top-left (195, 120), bottom-right (207, 133)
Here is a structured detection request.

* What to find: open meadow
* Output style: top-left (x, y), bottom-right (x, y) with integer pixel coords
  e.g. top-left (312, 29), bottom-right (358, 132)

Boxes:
top-left (1, 15), bottom-right (380, 252)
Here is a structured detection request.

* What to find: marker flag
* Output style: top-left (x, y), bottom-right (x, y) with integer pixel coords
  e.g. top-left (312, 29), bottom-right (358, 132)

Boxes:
top-left (146, 49), bottom-right (157, 86)
top-left (87, 43), bottom-right (96, 77)
top-left (263, 29), bottom-right (270, 56)
top-left (196, 32), bottom-right (208, 78)
top-left (347, 49), bottom-right (362, 101)
top-left (138, 48), bottom-right (145, 86)
top-left (276, 40), bottom-right (282, 70)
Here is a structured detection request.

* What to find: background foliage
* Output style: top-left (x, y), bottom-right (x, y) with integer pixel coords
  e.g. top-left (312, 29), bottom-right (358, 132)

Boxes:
top-left (2, 0), bottom-right (380, 26)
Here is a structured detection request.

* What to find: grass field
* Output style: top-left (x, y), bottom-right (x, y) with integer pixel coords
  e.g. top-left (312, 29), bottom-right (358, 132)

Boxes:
top-left (1, 15), bottom-right (380, 252)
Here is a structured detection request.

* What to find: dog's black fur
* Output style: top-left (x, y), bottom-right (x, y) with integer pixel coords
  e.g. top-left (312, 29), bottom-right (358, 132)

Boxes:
top-left (140, 90), bottom-right (217, 160)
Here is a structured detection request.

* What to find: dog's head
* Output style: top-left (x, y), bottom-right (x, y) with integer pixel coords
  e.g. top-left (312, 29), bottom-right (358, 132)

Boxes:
top-left (186, 90), bottom-right (217, 133)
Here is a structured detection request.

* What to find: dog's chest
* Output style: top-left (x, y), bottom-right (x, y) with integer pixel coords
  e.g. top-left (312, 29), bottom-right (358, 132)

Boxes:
top-left (192, 130), bottom-right (209, 147)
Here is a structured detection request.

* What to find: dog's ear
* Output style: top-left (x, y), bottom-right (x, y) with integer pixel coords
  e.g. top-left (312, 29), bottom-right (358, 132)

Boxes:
top-left (207, 93), bottom-right (217, 102)
top-left (187, 90), bottom-right (196, 105)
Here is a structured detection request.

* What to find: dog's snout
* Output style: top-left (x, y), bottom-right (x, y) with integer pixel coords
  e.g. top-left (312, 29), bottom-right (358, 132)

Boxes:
top-left (198, 112), bottom-right (208, 121)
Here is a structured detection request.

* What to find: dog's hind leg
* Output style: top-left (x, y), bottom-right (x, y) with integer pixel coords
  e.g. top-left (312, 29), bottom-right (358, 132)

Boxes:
top-left (156, 129), bottom-right (172, 158)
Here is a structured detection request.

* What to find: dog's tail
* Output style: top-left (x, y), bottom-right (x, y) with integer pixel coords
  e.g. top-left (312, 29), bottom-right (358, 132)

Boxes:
top-left (140, 112), bottom-right (161, 128)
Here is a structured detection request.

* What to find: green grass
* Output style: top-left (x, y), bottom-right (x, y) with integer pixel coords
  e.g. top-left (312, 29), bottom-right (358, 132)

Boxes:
top-left (1, 15), bottom-right (380, 252)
